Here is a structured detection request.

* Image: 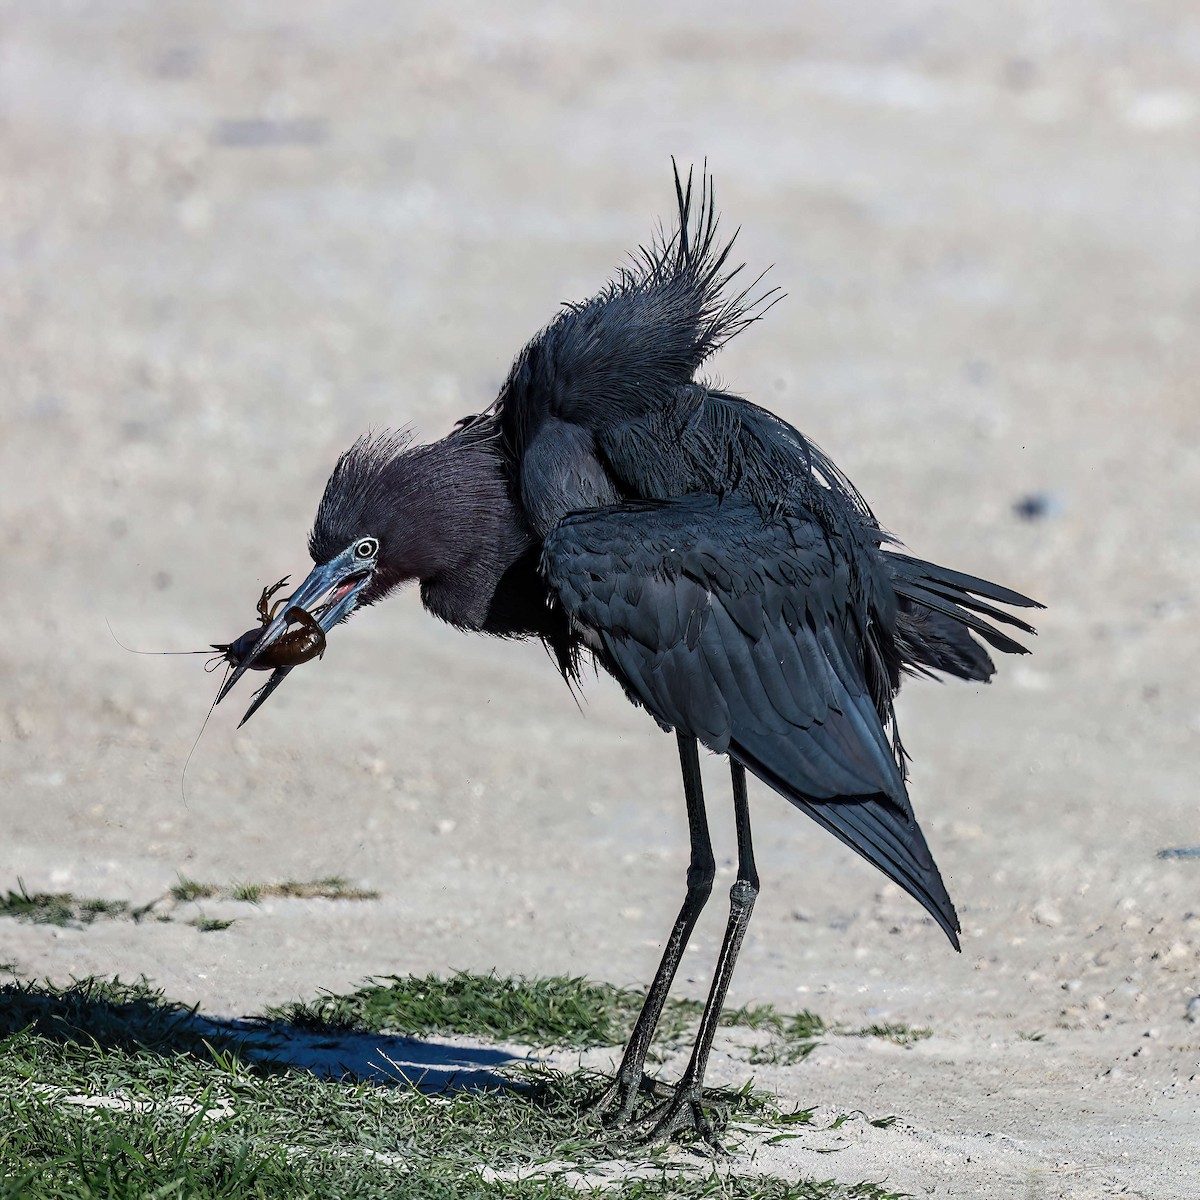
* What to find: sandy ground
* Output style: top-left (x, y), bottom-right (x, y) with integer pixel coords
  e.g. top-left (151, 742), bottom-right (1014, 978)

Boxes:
top-left (1, 2), bottom-right (1198, 1196)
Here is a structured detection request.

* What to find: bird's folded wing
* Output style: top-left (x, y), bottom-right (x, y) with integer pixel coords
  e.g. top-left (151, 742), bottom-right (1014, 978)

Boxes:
top-left (543, 497), bottom-right (959, 944)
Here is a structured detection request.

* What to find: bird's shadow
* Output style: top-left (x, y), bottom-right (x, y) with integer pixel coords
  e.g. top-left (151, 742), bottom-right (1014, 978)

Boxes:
top-left (0, 979), bottom-right (522, 1093)
top-left (206, 1015), bottom-right (522, 1091)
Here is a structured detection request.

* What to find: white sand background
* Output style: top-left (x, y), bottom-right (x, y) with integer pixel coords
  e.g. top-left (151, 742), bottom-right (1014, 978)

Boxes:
top-left (1, 3), bottom-right (1197, 1196)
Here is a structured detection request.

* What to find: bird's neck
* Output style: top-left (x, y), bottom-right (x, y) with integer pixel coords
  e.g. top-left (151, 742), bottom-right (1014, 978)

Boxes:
top-left (387, 435), bottom-right (532, 631)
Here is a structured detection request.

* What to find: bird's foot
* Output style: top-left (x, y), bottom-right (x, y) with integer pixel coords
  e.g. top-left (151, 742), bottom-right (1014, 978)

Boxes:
top-left (633, 1077), bottom-right (727, 1153)
top-left (587, 1068), bottom-right (672, 1129)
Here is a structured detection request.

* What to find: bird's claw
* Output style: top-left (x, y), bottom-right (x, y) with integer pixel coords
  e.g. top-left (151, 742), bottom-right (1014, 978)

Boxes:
top-left (587, 1070), bottom-right (672, 1128)
top-left (634, 1080), bottom-right (727, 1153)
top-left (589, 1071), bottom-right (727, 1152)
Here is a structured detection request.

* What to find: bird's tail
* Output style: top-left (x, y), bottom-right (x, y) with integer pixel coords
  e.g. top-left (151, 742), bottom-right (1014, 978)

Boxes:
top-left (886, 554), bottom-right (1042, 681)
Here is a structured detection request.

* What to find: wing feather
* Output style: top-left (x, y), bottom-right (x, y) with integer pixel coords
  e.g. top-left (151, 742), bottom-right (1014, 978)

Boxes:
top-left (543, 496), bottom-right (960, 944)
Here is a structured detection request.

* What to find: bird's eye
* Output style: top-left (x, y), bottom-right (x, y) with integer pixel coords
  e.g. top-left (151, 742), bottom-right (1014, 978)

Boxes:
top-left (354, 537), bottom-right (378, 560)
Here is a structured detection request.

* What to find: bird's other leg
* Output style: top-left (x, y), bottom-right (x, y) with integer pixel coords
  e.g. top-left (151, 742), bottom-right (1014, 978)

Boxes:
top-left (641, 759), bottom-right (759, 1149)
top-left (591, 732), bottom-right (715, 1128)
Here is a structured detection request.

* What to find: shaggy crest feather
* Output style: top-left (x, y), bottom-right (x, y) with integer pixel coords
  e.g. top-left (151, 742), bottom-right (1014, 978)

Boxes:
top-left (498, 162), bottom-right (781, 461)
top-left (309, 430), bottom-right (415, 564)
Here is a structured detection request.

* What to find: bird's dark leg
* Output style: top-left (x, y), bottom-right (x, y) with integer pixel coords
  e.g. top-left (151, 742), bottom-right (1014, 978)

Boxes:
top-left (591, 732), bottom-right (715, 1128)
top-left (640, 759), bottom-right (759, 1148)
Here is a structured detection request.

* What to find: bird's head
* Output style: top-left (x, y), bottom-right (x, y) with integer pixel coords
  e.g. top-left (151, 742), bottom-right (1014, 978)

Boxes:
top-left (216, 431), bottom-right (437, 722)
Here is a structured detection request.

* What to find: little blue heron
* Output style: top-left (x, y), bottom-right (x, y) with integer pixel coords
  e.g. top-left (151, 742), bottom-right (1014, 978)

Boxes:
top-left (216, 166), bottom-right (1039, 1143)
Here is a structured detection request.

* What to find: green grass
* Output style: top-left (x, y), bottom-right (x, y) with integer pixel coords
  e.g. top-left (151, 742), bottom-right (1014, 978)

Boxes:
top-left (189, 918), bottom-right (236, 933)
top-left (269, 973), bottom-right (829, 1064)
top-left (828, 1113), bottom-right (899, 1131)
top-left (176, 876), bottom-right (379, 904)
top-left (168, 878), bottom-right (221, 903)
top-left (0, 977), bottom-right (909, 1199)
top-left (718, 1003), bottom-right (826, 1065)
top-left (0, 883), bottom-right (135, 928)
top-left (0, 977), bottom-right (231, 1056)
top-left (268, 971), bottom-right (703, 1049)
top-left (0, 878), bottom-right (379, 936)
top-left (230, 877), bottom-right (380, 903)
top-left (847, 1024), bottom-right (931, 1047)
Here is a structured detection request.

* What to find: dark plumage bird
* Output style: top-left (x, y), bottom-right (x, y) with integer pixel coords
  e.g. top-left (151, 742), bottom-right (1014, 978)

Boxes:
top-left (217, 167), bottom-right (1040, 1143)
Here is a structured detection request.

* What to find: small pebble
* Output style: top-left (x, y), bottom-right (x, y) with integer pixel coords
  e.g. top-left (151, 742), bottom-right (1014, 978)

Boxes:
top-left (1185, 996), bottom-right (1200, 1023)
top-left (1013, 491), bottom-right (1063, 521)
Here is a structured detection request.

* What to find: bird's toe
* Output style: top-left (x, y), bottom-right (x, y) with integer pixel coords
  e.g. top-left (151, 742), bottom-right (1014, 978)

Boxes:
top-left (633, 1082), bottom-right (727, 1152)
top-left (586, 1070), bottom-right (671, 1128)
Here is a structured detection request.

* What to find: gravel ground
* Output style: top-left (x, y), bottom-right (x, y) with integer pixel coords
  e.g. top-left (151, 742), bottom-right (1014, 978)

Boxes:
top-left (1, 3), bottom-right (1198, 1196)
